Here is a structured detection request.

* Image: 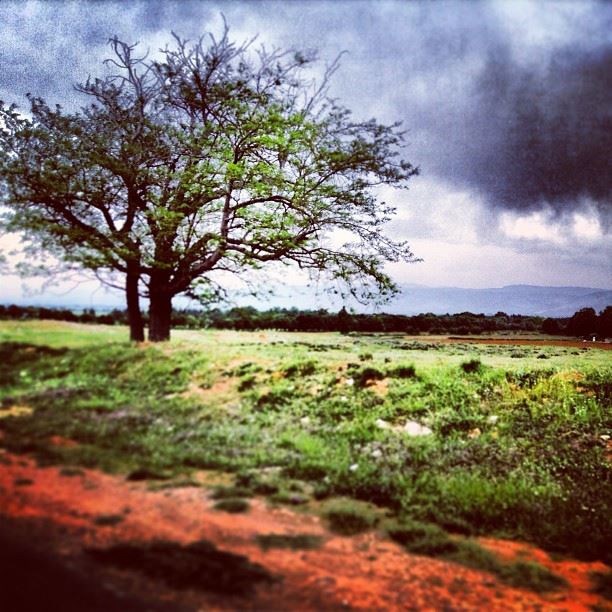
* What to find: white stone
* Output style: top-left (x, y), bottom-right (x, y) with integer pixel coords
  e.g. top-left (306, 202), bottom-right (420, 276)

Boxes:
top-left (375, 418), bottom-right (391, 430)
top-left (403, 421), bottom-right (433, 436)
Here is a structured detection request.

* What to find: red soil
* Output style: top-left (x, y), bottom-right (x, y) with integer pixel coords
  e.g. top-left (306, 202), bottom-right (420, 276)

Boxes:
top-left (0, 447), bottom-right (609, 611)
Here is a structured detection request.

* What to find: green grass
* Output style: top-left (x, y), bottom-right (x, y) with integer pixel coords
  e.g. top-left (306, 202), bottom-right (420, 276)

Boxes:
top-left (385, 518), bottom-right (567, 593)
top-left (0, 321), bottom-right (610, 565)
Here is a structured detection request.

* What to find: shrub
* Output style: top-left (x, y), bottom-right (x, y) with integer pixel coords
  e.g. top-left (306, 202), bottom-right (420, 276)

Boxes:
top-left (322, 500), bottom-right (378, 535)
top-left (461, 359), bottom-right (483, 374)
top-left (386, 519), bottom-right (458, 555)
top-left (211, 485), bottom-right (254, 499)
top-left (256, 534), bottom-right (323, 551)
top-left (387, 364), bottom-right (417, 379)
top-left (213, 498), bottom-right (250, 513)
top-left (283, 359), bottom-right (318, 377)
top-left (353, 366), bottom-right (385, 388)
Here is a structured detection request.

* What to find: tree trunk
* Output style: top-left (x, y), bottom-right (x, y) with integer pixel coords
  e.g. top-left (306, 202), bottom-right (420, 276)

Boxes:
top-left (148, 271), bottom-right (173, 342)
top-left (126, 264), bottom-right (145, 342)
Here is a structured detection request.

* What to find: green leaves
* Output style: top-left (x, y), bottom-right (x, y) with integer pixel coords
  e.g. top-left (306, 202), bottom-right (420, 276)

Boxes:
top-left (1, 26), bottom-right (420, 340)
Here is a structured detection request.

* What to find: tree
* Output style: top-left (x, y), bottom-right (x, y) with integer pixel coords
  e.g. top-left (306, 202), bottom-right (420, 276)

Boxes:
top-left (541, 317), bottom-right (561, 335)
top-left (597, 305), bottom-right (612, 338)
top-left (567, 307), bottom-right (598, 337)
top-left (0, 25), bottom-right (419, 341)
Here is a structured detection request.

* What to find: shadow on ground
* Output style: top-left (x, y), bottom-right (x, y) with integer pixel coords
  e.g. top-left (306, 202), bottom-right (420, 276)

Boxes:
top-left (86, 539), bottom-right (276, 596)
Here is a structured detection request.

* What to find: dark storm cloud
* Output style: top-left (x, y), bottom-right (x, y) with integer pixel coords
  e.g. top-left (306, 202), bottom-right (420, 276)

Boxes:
top-left (458, 44), bottom-right (612, 221)
top-left (1, 0), bottom-right (610, 225)
top-left (351, 2), bottom-right (612, 227)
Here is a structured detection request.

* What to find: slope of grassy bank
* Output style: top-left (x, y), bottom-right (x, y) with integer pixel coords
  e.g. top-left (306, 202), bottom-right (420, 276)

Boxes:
top-left (0, 321), bottom-right (610, 565)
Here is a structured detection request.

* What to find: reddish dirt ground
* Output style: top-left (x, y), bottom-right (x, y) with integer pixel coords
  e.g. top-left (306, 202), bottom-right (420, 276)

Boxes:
top-left (0, 447), bottom-right (609, 611)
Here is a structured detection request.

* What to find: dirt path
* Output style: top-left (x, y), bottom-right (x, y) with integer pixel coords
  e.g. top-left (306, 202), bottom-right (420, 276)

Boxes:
top-left (0, 449), bottom-right (609, 611)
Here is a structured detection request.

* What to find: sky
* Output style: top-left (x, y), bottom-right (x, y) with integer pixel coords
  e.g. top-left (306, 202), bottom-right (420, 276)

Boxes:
top-left (0, 0), bottom-right (610, 308)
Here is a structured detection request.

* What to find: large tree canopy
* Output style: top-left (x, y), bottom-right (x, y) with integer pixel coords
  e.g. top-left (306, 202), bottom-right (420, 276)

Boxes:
top-left (0, 25), bottom-right (419, 341)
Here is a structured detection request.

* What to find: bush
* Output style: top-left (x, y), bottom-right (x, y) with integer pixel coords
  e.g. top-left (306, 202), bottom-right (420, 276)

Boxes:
top-left (461, 359), bottom-right (483, 374)
top-left (387, 364), bottom-right (416, 379)
top-left (322, 500), bottom-right (378, 535)
top-left (283, 359), bottom-right (318, 377)
top-left (353, 366), bottom-right (385, 388)
top-left (213, 498), bottom-right (250, 513)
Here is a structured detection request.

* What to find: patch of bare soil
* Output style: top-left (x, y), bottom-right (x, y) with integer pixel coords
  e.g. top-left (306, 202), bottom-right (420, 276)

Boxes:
top-left (0, 449), bottom-right (609, 611)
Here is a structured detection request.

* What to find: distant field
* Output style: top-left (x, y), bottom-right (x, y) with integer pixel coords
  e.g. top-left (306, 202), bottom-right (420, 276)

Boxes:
top-left (0, 320), bottom-right (610, 567)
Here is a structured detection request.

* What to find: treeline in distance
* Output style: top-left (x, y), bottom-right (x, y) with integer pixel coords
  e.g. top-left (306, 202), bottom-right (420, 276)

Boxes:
top-left (1, 304), bottom-right (610, 338)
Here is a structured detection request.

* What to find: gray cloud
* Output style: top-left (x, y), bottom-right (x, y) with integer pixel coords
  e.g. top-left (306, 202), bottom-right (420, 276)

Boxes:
top-left (457, 44), bottom-right (611, 222)
top-left (0, 0), bottom-right (610, 289)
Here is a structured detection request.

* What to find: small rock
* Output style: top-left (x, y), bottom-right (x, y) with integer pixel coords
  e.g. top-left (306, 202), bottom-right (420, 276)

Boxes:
top-left (403, 421), bottom-right (432, 437)
top-left (371, 448), bottom-right (383, 459)
top-left (487, 415), bottom-right (499, 424)
top-left (375, 418), bottom-right (391, 430)
top-left (349, 463), bottom-right (359, 472)
top-left (345, 378), bottom-right (354, 387)
top-left (300, 416), bottom-right (311, 425)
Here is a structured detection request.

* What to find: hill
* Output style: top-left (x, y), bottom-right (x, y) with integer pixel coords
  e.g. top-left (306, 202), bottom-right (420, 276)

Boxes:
top-left (388, 285), bottom-right (612, 317)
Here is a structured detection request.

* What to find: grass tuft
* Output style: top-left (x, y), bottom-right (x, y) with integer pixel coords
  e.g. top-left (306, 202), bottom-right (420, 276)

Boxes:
top-left (255, 533), bottom-right (323, 551)
top-left (322, 500), bottom-right (378, 535)
top-left (213, 498), bottom-right (250, 513)
top-left (386, 519), bottom-right (567, 593)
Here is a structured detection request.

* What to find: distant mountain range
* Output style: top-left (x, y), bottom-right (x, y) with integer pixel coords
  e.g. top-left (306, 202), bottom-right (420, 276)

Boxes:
top-left (3, 284), bottom-right (611, 318)
top-left (386, 285), bottom-right (612, 317)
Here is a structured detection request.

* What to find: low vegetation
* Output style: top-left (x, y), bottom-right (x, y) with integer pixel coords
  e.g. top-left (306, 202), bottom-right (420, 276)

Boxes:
top-left (0, 322), bottom-right (610, 576)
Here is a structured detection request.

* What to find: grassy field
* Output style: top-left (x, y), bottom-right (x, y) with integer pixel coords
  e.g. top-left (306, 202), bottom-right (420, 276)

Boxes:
top-left (1, 320), bottom-right (610, 574)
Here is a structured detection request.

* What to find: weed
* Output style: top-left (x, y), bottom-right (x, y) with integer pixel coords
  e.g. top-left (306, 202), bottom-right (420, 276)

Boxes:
top-left (211, 485), bottom-right (254, 499)
top-left (147, 478), bottom-right (200, 491)
top-left (126, 468), bottom-right (171, 481)
top-left (386, 519), bottom-right (458, 555)
top-left (498, 560), bottom-right (567, 593)
top-left (59, 467), bottom-right (85, 477)
top-left (93, 514), bottom-right (124, 527)
top-left (461, 359), bottom-right (483, 374)
top-left (322, 499), bottom-right (378, 535)
top-left (213, 498), bottom-right (250, 513)
top-left (269, 491), bottom-right (310, 505)
top-left (283, 359), bottom-right (318, 377)
top-left (387, 364), bottom-right (416, 379)
top-left (386, 520), bottom-right (566, 593)
top-left (238, 374), bottom-right (257, 391)
top-left (256, 533), bottom-right (323, 551)
top-left (353, 366), bottom-right (385, 388)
